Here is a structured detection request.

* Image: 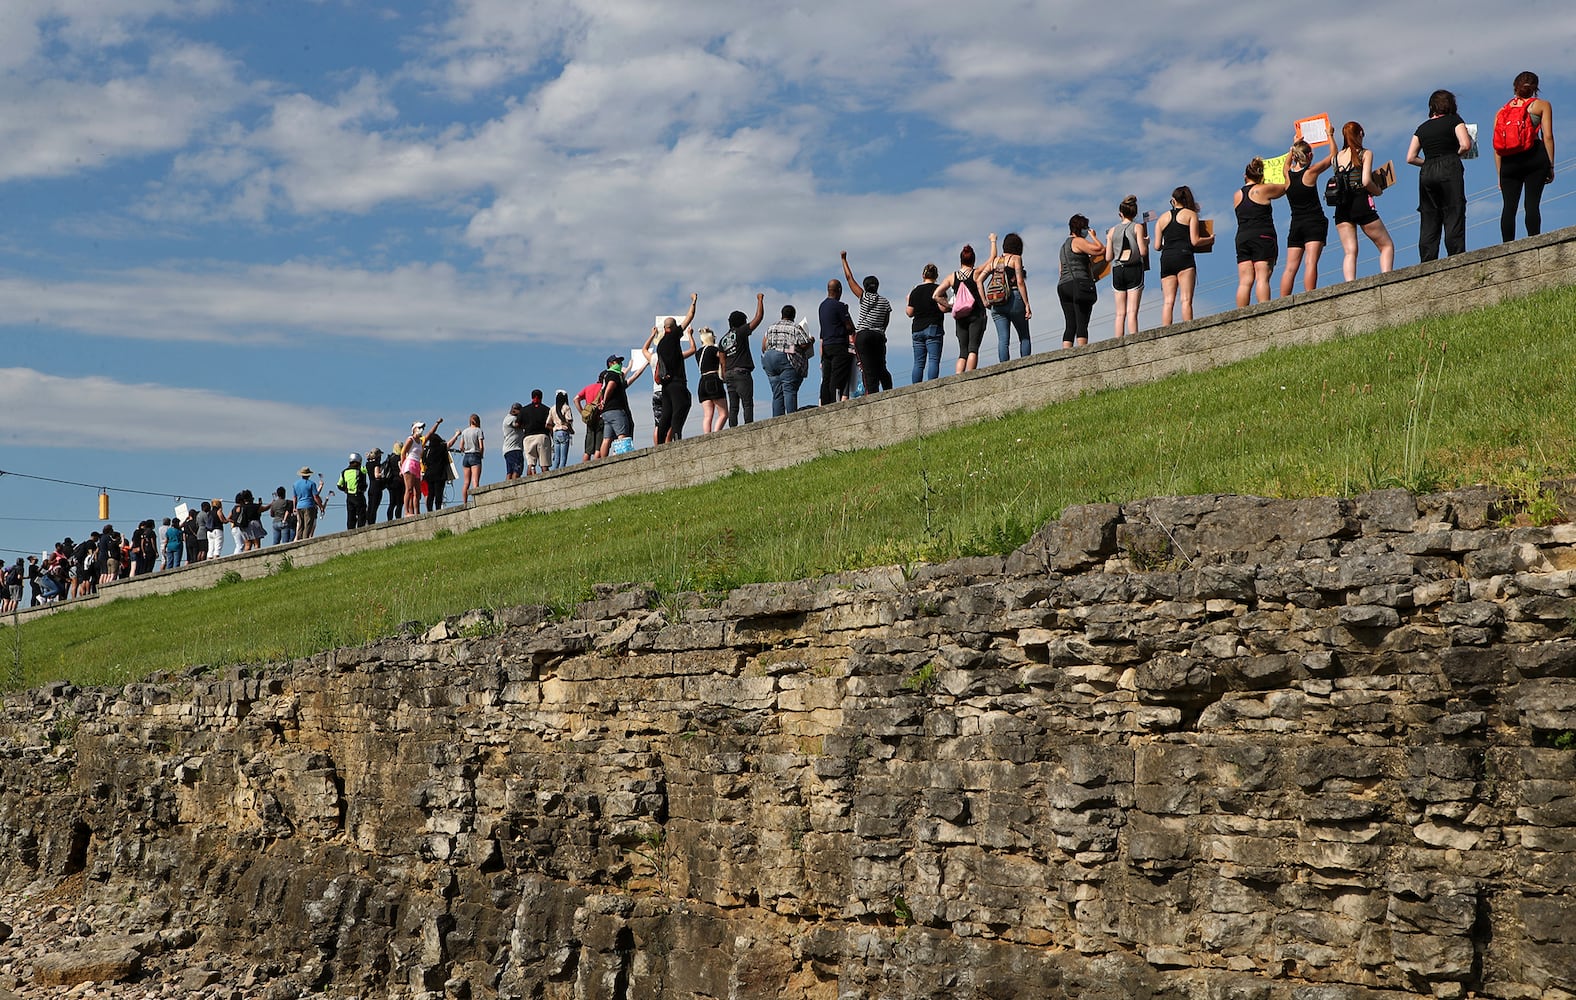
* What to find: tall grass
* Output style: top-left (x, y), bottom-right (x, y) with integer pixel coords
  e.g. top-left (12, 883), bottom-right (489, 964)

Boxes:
top-left (6, 285), bottom-right (1576, 691)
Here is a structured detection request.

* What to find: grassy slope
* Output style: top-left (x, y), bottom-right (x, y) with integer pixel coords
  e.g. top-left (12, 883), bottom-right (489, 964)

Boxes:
top-left (6, 284), bottom-right (1576, 691)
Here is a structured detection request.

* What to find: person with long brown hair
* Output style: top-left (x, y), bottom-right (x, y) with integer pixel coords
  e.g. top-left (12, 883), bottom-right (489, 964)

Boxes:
top-left (1233, 157), bottom-right (1287, 307)
top-left (1496, 70), bottom-right (1556, 242)
top-left (1153, 185), bottom-right (1213, 325)
top-left (1332, 121), bottom-right (1395, 279)
top-left (1279, 140), bottom-right (1333, 295)
top-left (1105, 196), bottom-right (1148, 337)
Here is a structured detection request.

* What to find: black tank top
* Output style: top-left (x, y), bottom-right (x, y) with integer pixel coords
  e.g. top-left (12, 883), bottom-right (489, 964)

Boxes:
top-left (1286, 168), bottom-right (1322, 220)
top-left (1161, 210), bottom-right (1191, 253)
top-left (1236, 185), bottom-right (1274, 236)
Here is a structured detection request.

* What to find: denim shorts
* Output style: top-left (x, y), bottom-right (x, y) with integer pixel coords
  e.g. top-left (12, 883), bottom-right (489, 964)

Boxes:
top-left (504, 450), bottom-right (524, 477)
top-left (601, 408), bottom-right (633, 439)
top-left (462, 452), bottom-right (483, 469)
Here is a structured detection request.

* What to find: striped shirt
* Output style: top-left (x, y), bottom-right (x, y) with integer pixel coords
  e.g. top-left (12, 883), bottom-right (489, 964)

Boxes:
top-left (855, 292), bottom-right (892, 333)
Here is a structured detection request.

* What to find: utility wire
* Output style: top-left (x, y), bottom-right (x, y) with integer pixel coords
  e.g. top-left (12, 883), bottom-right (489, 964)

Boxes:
top-left (0, 468), bottom-right (214, 503)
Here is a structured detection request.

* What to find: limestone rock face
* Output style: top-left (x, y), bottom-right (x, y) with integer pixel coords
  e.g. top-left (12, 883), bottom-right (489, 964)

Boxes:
top-left (3, 487), bottom-right (1576, 999)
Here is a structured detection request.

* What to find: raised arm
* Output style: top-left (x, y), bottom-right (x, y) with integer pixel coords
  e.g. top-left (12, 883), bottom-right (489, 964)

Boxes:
top-left (748, 292), bottom-right (764, 332)
top-left (677, 293), bottom-right (698, 332)
top-left (840, 252), bottom-right (862, 300)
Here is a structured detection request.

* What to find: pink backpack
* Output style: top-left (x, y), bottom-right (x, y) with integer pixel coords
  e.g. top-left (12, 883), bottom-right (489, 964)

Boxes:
top-left (952, 270), bottom-right (977, 319)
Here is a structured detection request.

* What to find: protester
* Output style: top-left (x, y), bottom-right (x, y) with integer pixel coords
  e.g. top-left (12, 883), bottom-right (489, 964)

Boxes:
top-left (1154, 186), bottom-right (1213, 325)
top-left (1332, 121), bottom-right (1396, 280)
top-left (1280, 142), bottom-right (1333, 296)
top-left (519, 391), bottom-right (551, 475)
top-left (906, 263), bottom-right (945, 383)
top-left (269, 487), bottom-right (295, 544)
top-left (363, 447), bottom-right (385, 524)
top-left (421, 422), bottom-right (451, 511)
top-left (1408, 90), bottom-right (1472, 262)
top-left (548, 390), bottom-right (575, 470)
top-left (840, 252), bottom-right (894, 393)
top-left (818, 278), bottom-right (855, 405)
top-left (761, 304), bottom-right (813, 417)
top-left (292, 467), bottom-right (323, 539)
top-left (594, 355), bottom-right (635, 458)
top-left (694, 328), bottom-right (728, 433)
top-left (933, 244), bottom-right (986, 374)
top-left (720, 295), bottom-right (764, 426)
top-left (978, 232), bottom-right (1032, 361)
top-left (379, 447), bottom-right (404, 520)
top-left (501, 403), bottom-right (525, 480)
top-left (574, 382), bottom-right (604, 461)
top-left (1234, 157), bottom-right (1288, 306)
top-left (1057, 215), bottom-right (1102, 349)
top-left (448, 414), bottom-right (485, 504)
top-left (649, 294), bottom-right (699, 442)
top-left (1105, 200), bottom-right (1147, 338)
top-left (205, 501), bottom-right (226, 559)
top-left (1496, 71), bottom-right (1556, 242)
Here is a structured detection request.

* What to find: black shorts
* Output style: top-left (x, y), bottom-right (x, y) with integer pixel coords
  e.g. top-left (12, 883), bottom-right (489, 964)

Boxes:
top-left (1159, 250), bottom-right (1194, 279)
top-left (1111, 262), bottom-right (1145, 291)
top-left (1236, 232), bottom-right (1278, 264)
top-left (1286, 213), bottom-right (1329, 247)
top-left (1334, 197), bottom-right (1379, 228)
top-left (697, 372), bottom-right (725, 402)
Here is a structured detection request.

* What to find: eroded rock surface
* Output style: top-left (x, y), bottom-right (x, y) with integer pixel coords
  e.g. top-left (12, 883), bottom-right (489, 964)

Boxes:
top-left (2, 487), bottom-right (1575, 999)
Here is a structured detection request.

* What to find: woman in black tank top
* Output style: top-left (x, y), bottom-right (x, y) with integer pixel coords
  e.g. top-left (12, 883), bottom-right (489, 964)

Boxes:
top-left (1154, 185), bottom-right (1213, 325)
top-left (1233, 157), bottom-right (1288, 307)
top-left (1280, 139), bottom-right (1333, 297)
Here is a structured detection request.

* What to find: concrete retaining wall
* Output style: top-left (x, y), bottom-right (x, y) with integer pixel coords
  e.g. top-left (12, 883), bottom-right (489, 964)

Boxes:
top-left (21, 226), bottom-right (1576, 618)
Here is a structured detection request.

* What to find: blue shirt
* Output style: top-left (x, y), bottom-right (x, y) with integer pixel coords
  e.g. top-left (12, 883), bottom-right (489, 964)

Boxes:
top-left (291, 477), bottom-right (319, 513)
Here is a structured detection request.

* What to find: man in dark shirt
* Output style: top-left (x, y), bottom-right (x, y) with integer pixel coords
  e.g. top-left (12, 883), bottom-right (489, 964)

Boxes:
top-left (818, 279), bottom-right (855, 405)
top-left (519, 389), bottom-right (553, 475)
top-left (595, 356), bottom-right (634, 458)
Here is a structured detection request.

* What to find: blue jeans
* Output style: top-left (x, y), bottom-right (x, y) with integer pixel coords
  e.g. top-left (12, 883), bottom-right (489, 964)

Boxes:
top-left (762, 349), bottom-right (804, 416)
top-left (911, 323), bottom-right (943, 382)
top-left (992, 289), bottom-right (1030, 361)
top-left (552, 430), bottom-right (572, 470)
top-left (164, 547), bottom-right (182, 570)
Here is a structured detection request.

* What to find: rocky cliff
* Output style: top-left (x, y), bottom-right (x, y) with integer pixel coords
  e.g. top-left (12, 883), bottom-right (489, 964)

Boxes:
top-left (2, 487), bottom-right (1574, 999)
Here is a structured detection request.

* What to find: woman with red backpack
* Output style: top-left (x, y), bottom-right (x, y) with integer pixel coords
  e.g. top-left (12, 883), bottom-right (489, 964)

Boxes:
top-left (1495, 71), bottom-right (1556, 243)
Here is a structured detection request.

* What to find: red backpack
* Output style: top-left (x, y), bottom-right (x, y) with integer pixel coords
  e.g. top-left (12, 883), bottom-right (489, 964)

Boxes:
top-left (1493, 99), bottom-right (1538, 156)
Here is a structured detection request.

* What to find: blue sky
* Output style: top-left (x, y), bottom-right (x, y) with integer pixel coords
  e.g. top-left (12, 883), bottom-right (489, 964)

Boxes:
top-left (3, 0), bottom-right (1574, 561)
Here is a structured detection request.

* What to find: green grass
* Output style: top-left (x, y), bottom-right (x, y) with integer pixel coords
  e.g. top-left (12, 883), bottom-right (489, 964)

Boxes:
top-left (6, 285), bottom-right (1576, 691)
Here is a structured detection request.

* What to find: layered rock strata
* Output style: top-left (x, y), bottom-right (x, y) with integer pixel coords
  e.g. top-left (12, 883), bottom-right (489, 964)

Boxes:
top-left (1, 487), bottom-right (1574, 999)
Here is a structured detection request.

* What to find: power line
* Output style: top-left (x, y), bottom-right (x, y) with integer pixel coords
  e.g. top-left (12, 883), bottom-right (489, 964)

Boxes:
top-left (0, 468), bottom-right (213, 503)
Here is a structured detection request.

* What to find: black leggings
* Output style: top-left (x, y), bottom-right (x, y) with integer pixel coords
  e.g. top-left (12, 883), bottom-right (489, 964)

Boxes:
top-left (1058, 280), bottom-right (1096, 345)
top-left (1500, 146), bottom-right (1550, 242)
top-left (820, 346), bottom-right (852, 404)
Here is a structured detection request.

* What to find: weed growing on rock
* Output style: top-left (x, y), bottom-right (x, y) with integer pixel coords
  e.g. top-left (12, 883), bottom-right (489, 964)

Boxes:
top-left (903, 662), bottom-right (940, 694)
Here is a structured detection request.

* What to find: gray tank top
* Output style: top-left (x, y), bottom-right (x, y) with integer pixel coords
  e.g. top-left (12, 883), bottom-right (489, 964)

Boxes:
top-left (1059, 236), bottom-right (1091, 284)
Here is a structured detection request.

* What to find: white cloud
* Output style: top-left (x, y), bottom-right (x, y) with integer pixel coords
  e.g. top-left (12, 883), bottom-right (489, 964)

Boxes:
top-left (0, 262), bottom-right (546, 345)
top-left (0, 366), bottom-right (376, 451)
top-left (0, 42), bottom-right (250, 182)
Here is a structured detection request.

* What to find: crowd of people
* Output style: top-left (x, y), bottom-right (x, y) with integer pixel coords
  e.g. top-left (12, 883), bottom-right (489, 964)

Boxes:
top-left (6, 73), bottom-right (1556, 611)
